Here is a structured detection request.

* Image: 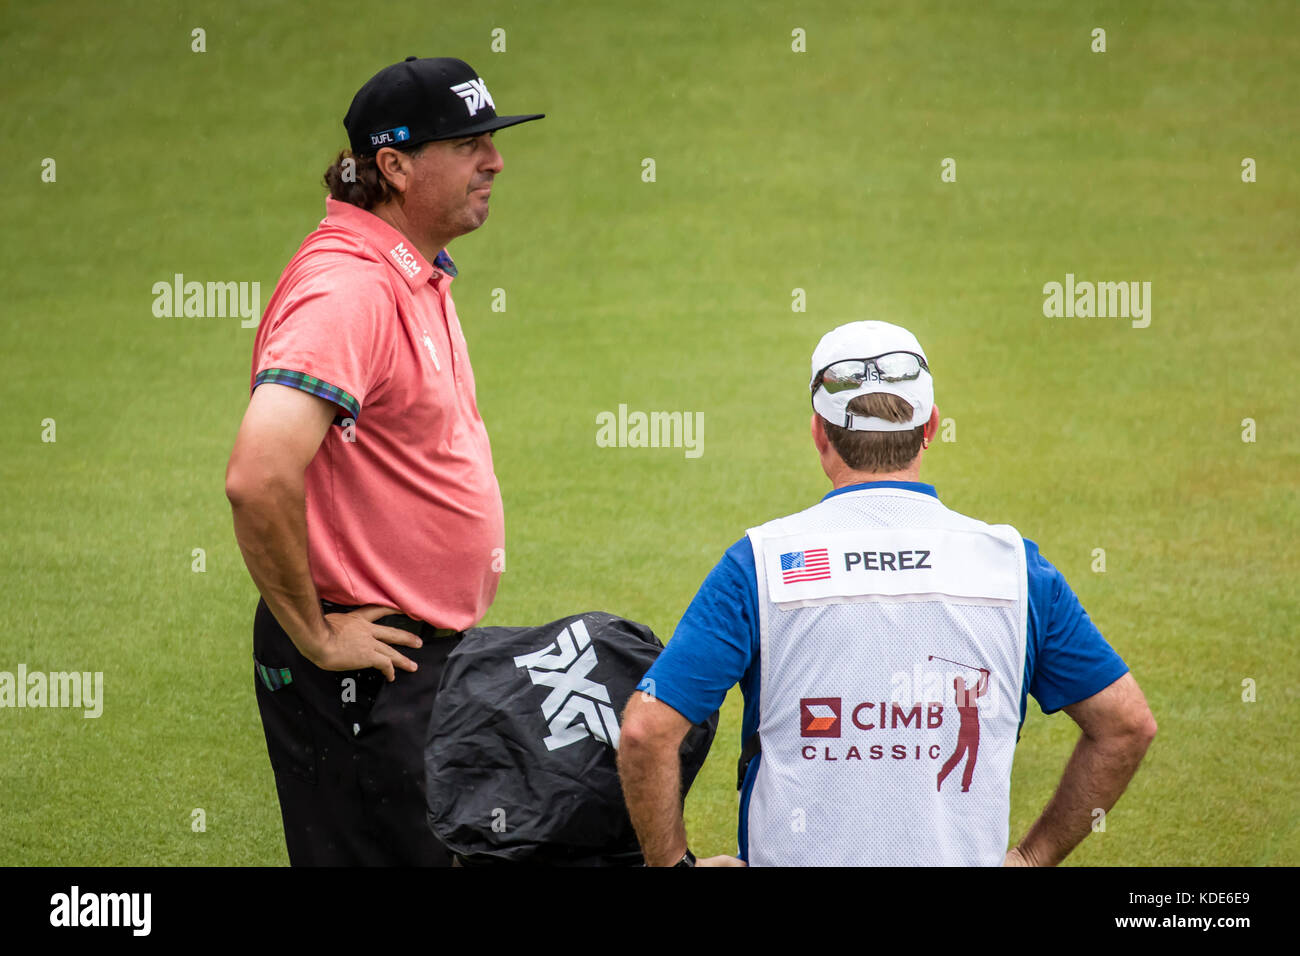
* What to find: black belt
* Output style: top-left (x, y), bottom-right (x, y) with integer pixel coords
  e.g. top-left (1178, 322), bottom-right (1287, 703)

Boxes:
top-left (321, 599), bottom-right (460, 640)
top-left (256, 598), bottom-right (460, 697)
top-left (257, 599), bottom-right (461, 693)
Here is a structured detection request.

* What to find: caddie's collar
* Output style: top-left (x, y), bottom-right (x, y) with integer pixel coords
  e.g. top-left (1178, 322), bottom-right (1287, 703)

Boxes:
top-left (822, 480), bottom-right (938, 501)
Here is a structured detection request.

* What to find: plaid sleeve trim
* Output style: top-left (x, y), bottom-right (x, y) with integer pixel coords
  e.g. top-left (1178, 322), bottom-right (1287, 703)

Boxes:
top-left (254, 368), bottom-right (360, 420)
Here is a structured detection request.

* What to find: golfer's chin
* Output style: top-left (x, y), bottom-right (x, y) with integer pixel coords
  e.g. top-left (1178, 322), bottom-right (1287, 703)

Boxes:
top-left (464, 199), bottom-right (491, 231)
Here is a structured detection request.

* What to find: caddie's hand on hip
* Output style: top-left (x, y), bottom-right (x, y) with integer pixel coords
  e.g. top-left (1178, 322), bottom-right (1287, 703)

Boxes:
top-left (311, 605), bottom-right (422, 681)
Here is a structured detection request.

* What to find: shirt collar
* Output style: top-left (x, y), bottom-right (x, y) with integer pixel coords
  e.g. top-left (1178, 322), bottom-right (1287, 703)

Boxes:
top-left (821, 480), bottom-right (938, 501)
top-left (323, 197), bottom-right (458, 289)
top-left (433, 249), bottom-right (459, 278)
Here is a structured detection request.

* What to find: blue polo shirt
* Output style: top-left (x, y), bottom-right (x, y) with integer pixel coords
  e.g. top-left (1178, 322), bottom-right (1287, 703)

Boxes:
top-left (637, 481), bottom-right (1130, 860)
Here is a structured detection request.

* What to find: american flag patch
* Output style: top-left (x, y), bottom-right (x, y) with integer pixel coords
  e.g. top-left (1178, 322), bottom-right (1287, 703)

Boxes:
top-left (780, 548), bottom-right (832, 584)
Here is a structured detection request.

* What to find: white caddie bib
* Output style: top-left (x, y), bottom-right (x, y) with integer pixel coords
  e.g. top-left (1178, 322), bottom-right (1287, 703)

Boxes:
top-left (744, 487), bottom-right (1028, 866)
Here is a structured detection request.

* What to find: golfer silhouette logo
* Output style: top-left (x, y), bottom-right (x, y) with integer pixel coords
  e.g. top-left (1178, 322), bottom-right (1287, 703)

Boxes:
top-left (932, 655), bottom-right (991, 793)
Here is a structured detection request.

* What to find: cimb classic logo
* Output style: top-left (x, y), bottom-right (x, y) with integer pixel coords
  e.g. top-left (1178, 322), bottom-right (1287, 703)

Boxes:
top-left (799, 687), bottom-right (950, 765)
top-left (50, 886), bottom-right (151, 936)
top-left (513, 618), bottom-right (620, 751)
top-left (800, 697), bottom-right (842, 737)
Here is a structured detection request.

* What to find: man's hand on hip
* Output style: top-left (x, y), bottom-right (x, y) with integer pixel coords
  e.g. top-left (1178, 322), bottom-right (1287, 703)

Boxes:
top-left (310, 605), bottom-right (423, 681)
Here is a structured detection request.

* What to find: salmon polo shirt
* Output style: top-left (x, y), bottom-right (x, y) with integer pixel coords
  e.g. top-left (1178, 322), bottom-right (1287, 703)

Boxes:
top-left (249, 197), bottom-right (504, 631)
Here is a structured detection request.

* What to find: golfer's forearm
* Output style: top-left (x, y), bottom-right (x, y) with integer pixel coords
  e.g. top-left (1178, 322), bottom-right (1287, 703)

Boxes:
top-left (1016, 730), bottom-right (1153, 866)
top-left (229, 481), bottom-right (328, 656)
top-left (618, 742), bottom-right (687, 866)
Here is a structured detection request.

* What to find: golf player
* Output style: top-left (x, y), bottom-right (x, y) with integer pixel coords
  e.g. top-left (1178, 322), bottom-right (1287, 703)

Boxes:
top-left (618, 321), bottom-right (1157, 866)
top-left (225, 57), bottom-right (542, 865)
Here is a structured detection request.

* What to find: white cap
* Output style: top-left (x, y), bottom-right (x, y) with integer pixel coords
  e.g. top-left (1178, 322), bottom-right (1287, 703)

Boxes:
top-left (809, 321), bottom-right (933, 432)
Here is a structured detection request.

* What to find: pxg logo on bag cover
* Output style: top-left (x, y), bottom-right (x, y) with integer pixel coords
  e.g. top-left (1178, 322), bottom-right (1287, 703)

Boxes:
top-left (513, 618), bottom-right (620, 751)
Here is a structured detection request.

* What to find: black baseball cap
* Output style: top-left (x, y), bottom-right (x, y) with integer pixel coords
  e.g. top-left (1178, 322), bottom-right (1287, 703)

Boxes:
top-left (344, 56), bottom-right (544, 156)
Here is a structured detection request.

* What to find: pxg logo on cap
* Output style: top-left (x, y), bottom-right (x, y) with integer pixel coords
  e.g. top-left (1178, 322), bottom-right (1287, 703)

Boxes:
top-left (800, 697), bottom-right (841, 737)
top-left (369, 126), bottom-right (411, 149)
top-left (450, 78), bottom-right (494, 116)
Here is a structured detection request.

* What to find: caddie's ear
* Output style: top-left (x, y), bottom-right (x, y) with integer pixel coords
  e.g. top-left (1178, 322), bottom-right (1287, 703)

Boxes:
top-left (811, 413), bottom-right (830, 455)
top-left (923, 403), bottom-right (941, 444)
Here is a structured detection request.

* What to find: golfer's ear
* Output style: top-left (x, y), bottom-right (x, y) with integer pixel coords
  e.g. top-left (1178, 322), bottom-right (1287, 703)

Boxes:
top-left (374, 146), bottom-right (410, 193)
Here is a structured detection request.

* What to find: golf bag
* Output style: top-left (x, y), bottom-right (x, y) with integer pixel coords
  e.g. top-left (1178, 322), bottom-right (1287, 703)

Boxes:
top-left (425, 611), bottom-right (718, 865)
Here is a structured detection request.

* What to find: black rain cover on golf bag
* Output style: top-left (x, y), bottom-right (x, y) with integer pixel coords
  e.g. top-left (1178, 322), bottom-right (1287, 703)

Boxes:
top-left (425, 611), bottom-right (718, 865)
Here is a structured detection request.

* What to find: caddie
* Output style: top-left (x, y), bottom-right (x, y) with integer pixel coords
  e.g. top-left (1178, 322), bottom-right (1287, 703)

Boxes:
top-left (618, 320), bottom-right (1157, 866)
top-left (225, 56), bottom-right (542, 865)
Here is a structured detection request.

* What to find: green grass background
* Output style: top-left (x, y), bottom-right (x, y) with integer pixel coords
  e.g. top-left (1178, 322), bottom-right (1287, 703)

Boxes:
top-left (1, 0), bottom-right (1296, 865)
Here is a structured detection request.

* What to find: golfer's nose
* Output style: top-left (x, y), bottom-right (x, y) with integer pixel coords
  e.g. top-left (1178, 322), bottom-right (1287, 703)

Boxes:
top-left (482, 137), bottom-right (503, 174)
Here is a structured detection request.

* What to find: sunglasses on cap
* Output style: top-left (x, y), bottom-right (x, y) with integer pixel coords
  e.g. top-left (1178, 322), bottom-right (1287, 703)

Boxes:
top-left (811, 352), bottom-right (930, 395)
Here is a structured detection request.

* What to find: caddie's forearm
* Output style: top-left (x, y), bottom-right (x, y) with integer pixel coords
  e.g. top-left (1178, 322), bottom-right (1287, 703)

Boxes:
top-left (229, 478), bottom-right (329, 657)
top-left (1016, 729), bottom-right (1153, 866)
top-left (617, 737), bottom-right (687, 866)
